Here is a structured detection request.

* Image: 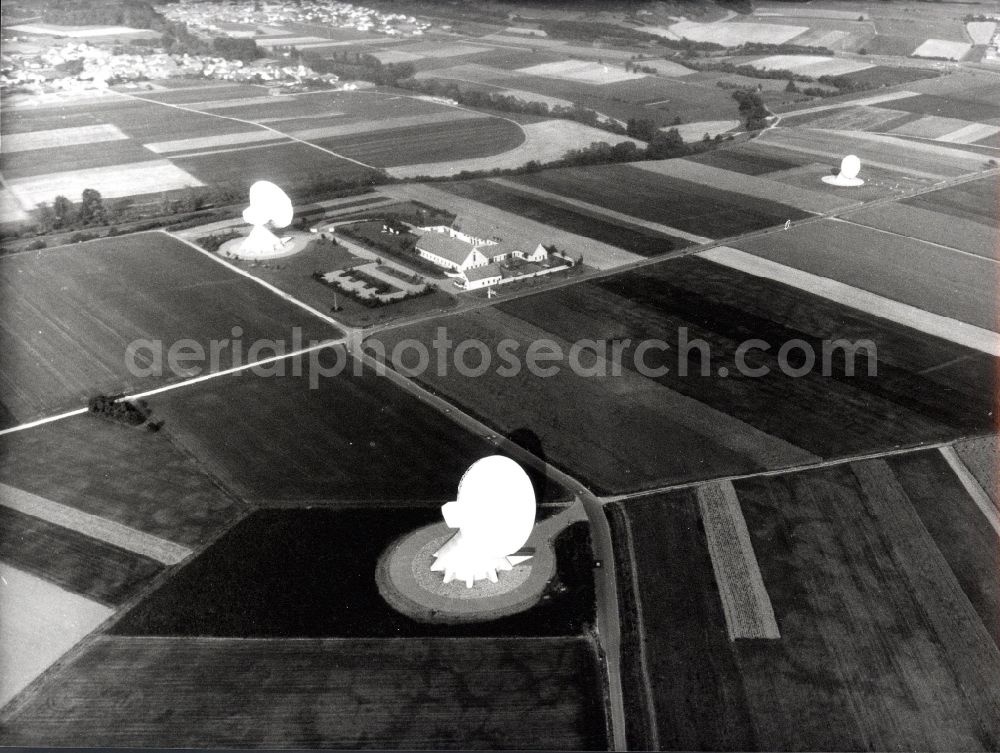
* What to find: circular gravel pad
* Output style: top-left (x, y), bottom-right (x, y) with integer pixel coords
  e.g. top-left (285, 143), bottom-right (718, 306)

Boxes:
top-left (376, 522), bottom-right (556, 624)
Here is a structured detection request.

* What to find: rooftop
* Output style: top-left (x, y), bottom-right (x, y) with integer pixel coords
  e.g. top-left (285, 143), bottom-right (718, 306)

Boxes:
top-left (415, 232), bottom-right (477, 265)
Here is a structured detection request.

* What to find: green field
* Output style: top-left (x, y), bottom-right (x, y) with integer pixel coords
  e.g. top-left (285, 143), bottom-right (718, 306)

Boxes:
top-left (0, 232), bottom-right (338, 425)
top-left (313, 117), bottom-right (526, 167)
top-left (513, 164), bottom-right (809, 238)
top-left (734, 219), bottom-right (998, 330)
top-left (903, 175), bottom-right (998, 227)
top-left (608, 450), bottom-right (1000, 750)
top-left (374, 255), bottom-right (994, 494)
top-left (0, 412), bottom-right (244, 547)
top-left (143, 348), bottom-right (510, 502)
top-left (439, 179), bottom-right (688, 256)
top-left (0, 636), bottom-right (608, 749)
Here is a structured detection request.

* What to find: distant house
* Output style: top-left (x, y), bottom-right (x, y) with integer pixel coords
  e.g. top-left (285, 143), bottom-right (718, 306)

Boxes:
top-left (461, 263), bottom-right (502, 290)
top-left (415, 232), bottom-right (487, 271)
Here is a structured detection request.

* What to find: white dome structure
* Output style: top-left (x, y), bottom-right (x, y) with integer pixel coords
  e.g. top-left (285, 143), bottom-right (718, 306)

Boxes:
top-left (237, 180), bottom-right (294, 257)
top-left (822, 154), bottom-right (865, 187)
top-left (431, 455), bottom-right (537, 588)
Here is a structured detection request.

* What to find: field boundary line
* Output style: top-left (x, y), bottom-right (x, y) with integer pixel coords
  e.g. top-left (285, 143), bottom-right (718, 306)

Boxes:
top-left (113, 90), bottom-right (382, 172)
top-left (831, 216), bottom-right (1000, 265)
top-left (163, 231), bottom-right (349, 331)
top-left (489, 177), bottom-right (713, 243)
top-left (0, 407), bottom-right (88, 437)
top-left (618, 507), bottom-right (660, 750)
top-left (0, 482), bottom-right (192, 565)
top-left (939, 446), bottom-right (1000, 536)
top-left (696, 481), bottom-right (781, 641)
top-left (700, 246), bottom-right (1000, 356)
top-left (599, 435), bottom-right (997, 504)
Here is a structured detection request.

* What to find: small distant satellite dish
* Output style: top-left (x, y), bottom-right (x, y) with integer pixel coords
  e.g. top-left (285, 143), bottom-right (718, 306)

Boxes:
top-left (822, 154), bottom-right (865, 187)
top-left (431, 456), bottom-right (537, 587)
top-left (238, 180), bottom-right (295, 257)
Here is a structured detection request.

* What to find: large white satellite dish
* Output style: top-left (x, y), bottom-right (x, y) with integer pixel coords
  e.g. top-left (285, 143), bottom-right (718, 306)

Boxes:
top-left (822, 154), bottom-right (865, 187)
top-left (238, 180), bottom-right (294, 257)
top-left (431, 455), bottom-right (537, 588)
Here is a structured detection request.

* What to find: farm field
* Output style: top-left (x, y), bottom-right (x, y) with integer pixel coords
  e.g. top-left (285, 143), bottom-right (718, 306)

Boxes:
top-left (312, 116), bottom-right (525, 167)
top-left (733, 219), bottom-right (999, 330)
top-left (141, 348), bottom-right (512, 502)
top-left (685, 143), bottom-right (812, 175)
top-left (754, 127), bottom-right (988, 180)
top-left (0, 413), bottom-right (243, 547)
top-left (870, 92), bottom-right (1000, 124)
top-left (172, 141), bottom-right (384, 192)
top-left (608, 448), bottom-right (1000, 750)
top-left (0, 139), bottom-right (161, 180)
top-left (375, 255), bottom-right (996, 494)
top-left (512, 164), bottom-right (810, 238)
top-left (112, 508), bottom-right (595, 637)
top-left (0, 232), bottom-right (338, 425)
top-left (438, 179), bottom-right (689, 256)
top-left (842, 202), bottom-right (998, 260)
top-left (903, 174), bottom-right (998, 227)
top-left (0, 635), bottom-right (608, 749)
top-left (134, 84), bottom-right (267, 105)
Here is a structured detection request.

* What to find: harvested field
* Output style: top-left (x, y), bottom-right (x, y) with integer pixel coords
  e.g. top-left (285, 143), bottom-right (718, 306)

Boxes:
top-left (875, 93), bottom-right (1000, 123)
top-left (968, 21), bottom-right (997, 45)
top-left (954, 434), bottom-right (1000, 509)
top-left (518, 60), bottom-right (645, 84)
top-left (134, 84), bottom-right (266, 105)
top-left (733, 220), bottom-right (999, 331)
top-left (513, 164), bottom-right (809, 237)
top-left (112, 509), bottom-right (594, 637)
top-left (0, 505), bottom-right (162, 606)
top-left (903, 175), bottom-right (998, 226)
top-left (842, 202), bottom-right (999, 260)
top-left (314, 117), bottom-right (525, 168)
top-left (0, 636), bottom-right (608, 749)
top-left (6, 160), bottom-right (203, 208)
top-left (783, 105), bottom-right (916, 132)
top-left (0, 413), bottom-right (243, 547)
top-left (939, 122), bottom-right (1000, 144)
top-left (890, 114), bottom-right (977, 138)
top-left (633, 158), bottom-right (856, 214)
top-left (1, 123), bottom-right (128, 153)
top-left (912, 39), bottom-right (972, 60)
top-left (751, 54), bottom-right (873, 77)
top-left (0, 563), bottom-right (112, 709)
top-left (668, 20), bottom-right (808, 46)
top-left (0, 232), bottom-right (337, 423)
top-left (141, 349), bottom-right (504, 502)
top-left (438, 179), bottom-right (689, 256)
top-left (695, 481), bottom-right (779, 640)
top-left (387, 121), bottom-right (637, 179)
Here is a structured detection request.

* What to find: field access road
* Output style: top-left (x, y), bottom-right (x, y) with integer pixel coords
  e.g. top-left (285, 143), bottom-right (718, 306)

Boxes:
top-left (350, 345), bottom-right (629, 752)
top-left (364, 165), bottom-right (1000, 341)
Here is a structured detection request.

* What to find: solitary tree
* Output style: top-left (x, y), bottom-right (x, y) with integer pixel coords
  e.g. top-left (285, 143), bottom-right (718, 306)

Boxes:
top-left (79, 188), bottom-right (107, 226)
top-left (52, 195), bottom-right (74, 229)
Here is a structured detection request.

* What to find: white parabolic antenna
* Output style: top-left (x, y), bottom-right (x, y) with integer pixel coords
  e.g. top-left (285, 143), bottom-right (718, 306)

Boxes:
top-left (431, 455), bottom-right (537, 588)
top-left (821, 154), bottom-right (864, 187)
top-left (238, 180), bottom-right (294, 257)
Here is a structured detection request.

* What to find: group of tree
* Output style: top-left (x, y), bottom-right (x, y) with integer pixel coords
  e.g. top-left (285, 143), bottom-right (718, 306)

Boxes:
top-left (732, 88), bottom-right (771, 131)
top-left (34, 188), bottom-right (108, 232)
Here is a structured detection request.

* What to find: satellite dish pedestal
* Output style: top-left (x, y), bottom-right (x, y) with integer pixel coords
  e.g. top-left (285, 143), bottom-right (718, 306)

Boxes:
top-left (822, 154), bottom-right (865, 187)
top-left (236, 180), bottom-right (295, 258)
